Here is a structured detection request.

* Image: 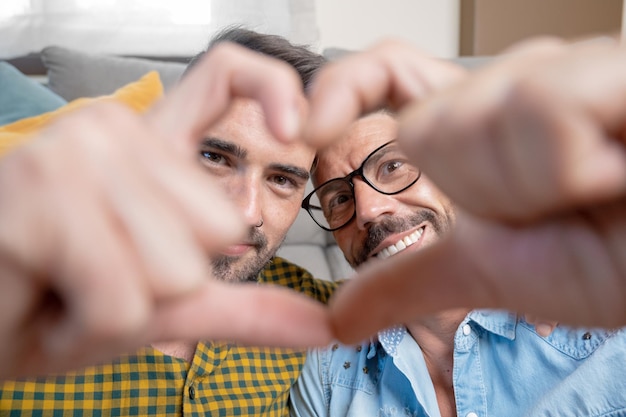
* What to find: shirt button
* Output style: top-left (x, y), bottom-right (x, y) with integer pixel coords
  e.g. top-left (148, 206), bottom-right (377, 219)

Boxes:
top-left (188, 385), bottom-right (196, 400)
top-left (462, 324), bottom-right (472, 336)
top-left (466, 412), bottom-right (478, 417)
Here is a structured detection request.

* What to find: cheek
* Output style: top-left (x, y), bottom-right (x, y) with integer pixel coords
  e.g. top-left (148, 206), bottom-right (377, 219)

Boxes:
top-left (420, 179), bottom-right (451, 204)
top-left (405, 181), bottom-right (453, 213)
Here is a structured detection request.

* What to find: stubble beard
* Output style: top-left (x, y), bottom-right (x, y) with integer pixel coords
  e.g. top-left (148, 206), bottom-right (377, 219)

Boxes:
top-left (210, 227), bottom-right (282, 283)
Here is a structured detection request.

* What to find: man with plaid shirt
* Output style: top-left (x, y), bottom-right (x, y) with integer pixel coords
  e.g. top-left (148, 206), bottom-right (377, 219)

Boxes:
top-left (0, 28), bottom-right (335, 417)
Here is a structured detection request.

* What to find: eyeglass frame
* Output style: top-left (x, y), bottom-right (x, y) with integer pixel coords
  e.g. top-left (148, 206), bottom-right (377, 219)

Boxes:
top-left (301, 140), bottom-right (421, 232)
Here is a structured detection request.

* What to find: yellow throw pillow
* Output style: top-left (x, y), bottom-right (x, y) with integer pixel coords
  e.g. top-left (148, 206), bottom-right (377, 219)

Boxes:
top-left (0, 71), bottom-right (164, 157)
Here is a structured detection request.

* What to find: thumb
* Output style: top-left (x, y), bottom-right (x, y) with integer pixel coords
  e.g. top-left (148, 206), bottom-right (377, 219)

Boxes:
top-left (328, 229), bottom-right (488, 344)
top-left (150, 280), bottom-right (334, 348)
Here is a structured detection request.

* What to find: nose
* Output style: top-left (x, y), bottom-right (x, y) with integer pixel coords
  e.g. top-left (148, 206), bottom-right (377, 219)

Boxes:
top-left (352, 179), bottom-right (398, 230)
top-left (227, 175), bottom-right (263, 228)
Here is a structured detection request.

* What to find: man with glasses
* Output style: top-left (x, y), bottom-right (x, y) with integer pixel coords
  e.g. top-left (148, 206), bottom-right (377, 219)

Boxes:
top-left (291, 110), bottom-right (626, 417)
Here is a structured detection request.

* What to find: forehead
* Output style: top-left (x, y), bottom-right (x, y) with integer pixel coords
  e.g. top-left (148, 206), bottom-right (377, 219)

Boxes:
top-left (204, 98), bottom-right (315, 167)
top-left (315, 112), bottom-right (397, 181)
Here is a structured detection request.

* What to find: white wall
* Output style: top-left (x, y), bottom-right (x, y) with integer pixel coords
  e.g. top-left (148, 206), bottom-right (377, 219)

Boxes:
top-left (315, 0), bottom-right (460, 58)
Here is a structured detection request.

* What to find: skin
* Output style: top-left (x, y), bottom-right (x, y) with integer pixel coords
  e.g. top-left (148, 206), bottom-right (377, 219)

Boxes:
top-left (313, 112), bottom-right (455, 268)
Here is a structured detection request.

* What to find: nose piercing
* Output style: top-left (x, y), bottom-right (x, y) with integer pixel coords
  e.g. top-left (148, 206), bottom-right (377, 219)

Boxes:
top-left (255, 218), bottom-right (264, 228)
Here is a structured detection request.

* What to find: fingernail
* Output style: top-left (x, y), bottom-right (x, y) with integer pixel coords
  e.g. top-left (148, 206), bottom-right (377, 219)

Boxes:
top-left (535, 323), bottom-right (553, 337)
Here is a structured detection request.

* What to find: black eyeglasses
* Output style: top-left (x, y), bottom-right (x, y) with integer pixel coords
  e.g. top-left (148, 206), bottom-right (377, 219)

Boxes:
top-left (302, 141), bottom-right (421, 231)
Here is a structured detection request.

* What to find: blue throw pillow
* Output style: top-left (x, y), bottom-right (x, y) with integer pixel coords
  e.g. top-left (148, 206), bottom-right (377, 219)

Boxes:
top-left (0, 61), bottom-right (67, 127)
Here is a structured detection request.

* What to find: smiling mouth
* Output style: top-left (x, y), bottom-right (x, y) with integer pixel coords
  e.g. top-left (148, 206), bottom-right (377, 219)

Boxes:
top-left (375, 226), bottom-right (425, 260)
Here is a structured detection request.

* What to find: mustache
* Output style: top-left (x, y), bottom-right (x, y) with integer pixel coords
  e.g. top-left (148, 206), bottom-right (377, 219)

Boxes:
top-left (354, 211), bottom-right (439, 266)
top-left (246, 226), bottom-right (268, 248)
top-left (210, 226), bottom-right (268, 281)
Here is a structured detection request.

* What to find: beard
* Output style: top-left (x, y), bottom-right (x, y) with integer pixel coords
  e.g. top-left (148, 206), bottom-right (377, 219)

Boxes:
top-left (352, 209), bottom-right (453, 267)
top-left (211, 226), bottom-right (277, 283)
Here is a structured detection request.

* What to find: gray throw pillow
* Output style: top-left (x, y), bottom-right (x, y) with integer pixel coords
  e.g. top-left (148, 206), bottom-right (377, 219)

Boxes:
top-left (41, 46), bottom-right (186, 101)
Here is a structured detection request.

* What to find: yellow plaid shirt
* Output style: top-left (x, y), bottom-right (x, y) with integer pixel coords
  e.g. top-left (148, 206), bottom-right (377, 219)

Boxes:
top-left (0, 257), bottom-right (336, 417)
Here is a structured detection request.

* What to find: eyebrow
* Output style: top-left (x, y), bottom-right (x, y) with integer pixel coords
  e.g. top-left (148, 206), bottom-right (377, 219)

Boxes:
top-left (201, 137), bottom-right (310, 181)
top-left (271, 164), bottom-right (310, 181)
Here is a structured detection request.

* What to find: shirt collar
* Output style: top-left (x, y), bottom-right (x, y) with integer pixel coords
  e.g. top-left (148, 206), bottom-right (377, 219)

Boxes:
top-left (376, 310), bottom-right (519, 356)
top-left (467, 309), bottom-right (518, 340)
top-left (377, 325), bottom-right (406, 357)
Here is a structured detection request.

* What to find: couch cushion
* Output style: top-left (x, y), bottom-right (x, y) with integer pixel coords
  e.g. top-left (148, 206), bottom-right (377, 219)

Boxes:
top-left (0, 71), bottom-right (163, 157)
top-left (41, 46), bottom-right (185, 101)
top-left (0, 61), bottom-right (67, 127)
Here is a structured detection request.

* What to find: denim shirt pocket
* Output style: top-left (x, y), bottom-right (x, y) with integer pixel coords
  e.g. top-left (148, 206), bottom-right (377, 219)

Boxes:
top-left (324, 343), bottom-right (378, 395)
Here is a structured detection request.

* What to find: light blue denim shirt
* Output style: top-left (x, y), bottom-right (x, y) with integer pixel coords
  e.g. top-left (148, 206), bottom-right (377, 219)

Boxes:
top-left (290, 310), bottom-right (626, 417)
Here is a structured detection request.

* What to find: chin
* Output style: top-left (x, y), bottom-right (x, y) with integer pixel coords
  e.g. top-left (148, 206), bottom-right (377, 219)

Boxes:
top-left (211, 250), bottom-right (275, 283)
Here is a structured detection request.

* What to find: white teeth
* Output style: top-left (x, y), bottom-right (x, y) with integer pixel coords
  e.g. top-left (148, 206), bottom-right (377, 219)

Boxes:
top-left (376, 227), bottom-right (424, 260)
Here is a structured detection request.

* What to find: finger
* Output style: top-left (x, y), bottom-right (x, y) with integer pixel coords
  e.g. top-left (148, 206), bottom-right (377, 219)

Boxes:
top-left (150, 281), bottom-right (333, 348)
top-left (146, 42), bottom-right (305, 152)
top-left (28, 152), bottom-right (153, 360)
top-left (329, 212), bottom-right (625, 344)
top-left (396, 40), bottom-right (626, 222)
top-left (497, 41), bottom-right (626, 216)
top-left (329, 231), bottom-right (488, 344)
top-left (534, 322), bottom-right (558, 337)
top-left (498, 79), bottom-right (626, 219)
top-left (0, 261), bottom-right (37, 379)
top-left (130, 125), bottom-right (247, 250)
top-left (524, 315), bottom-right (558, 337)
top-left (395, 38), bottom-right (569, 171)
top-left (72, 103), bottom-right (245, 283)
top-left (304, 39), bottom-right (466, 148)
top-left (100, 148), bottom-right (216, 298)
top-left (56, 104), bottom-right (242, 289)
top-left (0, 121), bottom-right (152, 350)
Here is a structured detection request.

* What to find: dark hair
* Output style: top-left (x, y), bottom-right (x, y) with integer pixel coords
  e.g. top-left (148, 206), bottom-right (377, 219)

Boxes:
top-left (185, 26), bottom-right (326, 90)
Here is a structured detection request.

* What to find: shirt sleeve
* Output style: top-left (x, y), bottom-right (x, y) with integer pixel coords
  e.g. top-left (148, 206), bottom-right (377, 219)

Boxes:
top-left (290, 349), bottom-right (328, 417)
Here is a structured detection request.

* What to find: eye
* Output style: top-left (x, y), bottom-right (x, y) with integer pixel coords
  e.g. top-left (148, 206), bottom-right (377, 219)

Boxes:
top-left (272, 175), bottom-right (288, 186)
top-left (270, 174), bottom-right (299, 190)
top-left (327, 192), bottom-right (353, 210)
top-left (199, 150), bottom-right (226, 165)
top-left (383, 160), bottom-right (402, 174)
